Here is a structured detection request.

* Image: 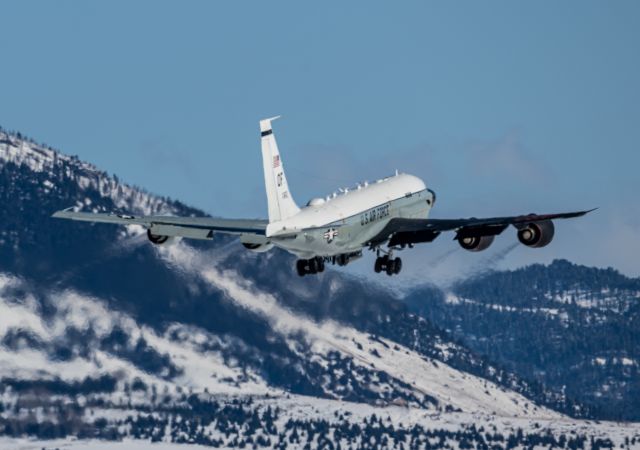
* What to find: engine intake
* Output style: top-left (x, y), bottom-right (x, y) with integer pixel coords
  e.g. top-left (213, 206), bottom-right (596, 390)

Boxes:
top-left (147, 229), bottom-right (174, 246)
top-left (458, 235), bottom-right (494, 252)
top-left (240, 233), bottom-right (273, 253)
top-left (517, 220), bottom-right (555, 248)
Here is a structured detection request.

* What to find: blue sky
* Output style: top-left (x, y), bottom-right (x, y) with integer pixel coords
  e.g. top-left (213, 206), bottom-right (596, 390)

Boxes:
top-left (2, 1), bottom-right (639, 277)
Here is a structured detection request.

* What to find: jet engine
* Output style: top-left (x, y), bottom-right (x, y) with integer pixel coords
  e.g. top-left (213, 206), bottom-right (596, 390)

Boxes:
top-left (240, 233), bottom-right (273, 253)
top-left (147, 229), bottom-right (176, 246)
top-left (517, 220), bottom-right (555, 248)
top-left (458, 235), bottom-right (495, 252)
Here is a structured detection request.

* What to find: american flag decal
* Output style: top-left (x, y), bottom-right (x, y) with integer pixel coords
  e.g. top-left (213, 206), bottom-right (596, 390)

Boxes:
top-left (273, 155), bottom-right (280, 168)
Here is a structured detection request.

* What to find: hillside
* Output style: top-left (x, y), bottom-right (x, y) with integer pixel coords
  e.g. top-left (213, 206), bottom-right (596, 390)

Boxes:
top-left (405, 260), bottom-right (640, 421)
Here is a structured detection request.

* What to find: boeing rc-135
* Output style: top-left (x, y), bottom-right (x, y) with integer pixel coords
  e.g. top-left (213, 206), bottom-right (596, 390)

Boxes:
top-left (53, 117), bottom-right (593, 277)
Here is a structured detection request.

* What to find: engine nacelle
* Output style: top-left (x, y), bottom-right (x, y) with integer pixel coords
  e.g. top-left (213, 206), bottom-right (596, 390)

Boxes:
top-left (517, 220), bottom-right (555, 248)
top-left (240, 233), bottom-right (273, 253)
top-left (147, 229), bottom-right (176, 246)
top-left (458, 235), bottom-right (495, 252)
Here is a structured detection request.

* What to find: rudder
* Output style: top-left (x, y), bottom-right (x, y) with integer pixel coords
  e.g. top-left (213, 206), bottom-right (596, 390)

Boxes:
top-left (260, 116), bottom-right (300, 223)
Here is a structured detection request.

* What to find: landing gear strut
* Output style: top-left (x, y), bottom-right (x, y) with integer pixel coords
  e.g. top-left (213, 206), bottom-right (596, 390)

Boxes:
top-left (296, 257), bottom-right (325, 277)
top-left (374, 254), bottom-right (402, 276)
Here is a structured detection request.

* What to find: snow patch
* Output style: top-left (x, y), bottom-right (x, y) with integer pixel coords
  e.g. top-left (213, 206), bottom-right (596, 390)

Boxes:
top-left (0, 272), bottom-right (272, 395)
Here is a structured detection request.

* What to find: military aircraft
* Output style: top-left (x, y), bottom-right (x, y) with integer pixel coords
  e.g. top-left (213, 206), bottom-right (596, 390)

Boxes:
top-left (53, 117), bottom-right (593, 277)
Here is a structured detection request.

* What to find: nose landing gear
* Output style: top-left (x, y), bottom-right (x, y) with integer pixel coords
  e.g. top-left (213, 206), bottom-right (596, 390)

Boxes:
top-left (374, 254), bottom-right (402, 276)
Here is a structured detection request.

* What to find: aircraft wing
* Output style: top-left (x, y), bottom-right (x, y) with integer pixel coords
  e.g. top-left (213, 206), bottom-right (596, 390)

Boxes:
top-left (369, 209), bottom-right (596, 247)
top-left (52, 208), bottom-right (268, 240)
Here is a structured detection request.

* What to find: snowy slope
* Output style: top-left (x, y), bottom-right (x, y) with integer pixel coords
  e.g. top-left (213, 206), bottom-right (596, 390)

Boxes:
top-left (0, 272), bottom-right (271, 396)
top-left (409, 261), bottom-right (640, 421)
top-left (1, 395), bottom-right (639, 450)
top-left (0, 254), bottom-right (554, 419)
top-left (155, 243), bottom-right (558, 418)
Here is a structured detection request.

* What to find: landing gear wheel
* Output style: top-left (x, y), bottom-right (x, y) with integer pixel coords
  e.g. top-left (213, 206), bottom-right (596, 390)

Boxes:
top-left (308, 258), bottom-right (318, 274)
top-left (337, 254), bottom-right (348, 266)
top-left (374, 254), bottom-right (402, 276)
top-left (374, 257), bottom-right (383, 273)
top-left (386, 259), bottom-right (396, 276)
top-left (296, 260), bottom-right (306, 277)
top-left (393, 257), bottom-right (402, 275)
top-left (316, 257), bottom-right (325, 273)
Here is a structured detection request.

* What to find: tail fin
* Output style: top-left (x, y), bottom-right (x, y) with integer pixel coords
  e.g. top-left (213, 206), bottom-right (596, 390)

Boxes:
top-left (260, 116), bottom-right (300, 223)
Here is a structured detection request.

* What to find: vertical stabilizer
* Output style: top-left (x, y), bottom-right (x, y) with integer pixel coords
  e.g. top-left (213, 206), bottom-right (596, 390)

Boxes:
top-left (260, 117), bottom-right (300, 223)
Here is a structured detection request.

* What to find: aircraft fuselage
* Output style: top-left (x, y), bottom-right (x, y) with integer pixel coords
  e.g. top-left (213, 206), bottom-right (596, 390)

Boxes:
top-left (267, 173), bottom-right (433, 258)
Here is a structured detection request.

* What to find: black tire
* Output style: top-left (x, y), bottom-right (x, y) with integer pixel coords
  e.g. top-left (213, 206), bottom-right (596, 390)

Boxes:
top-left (386, 259), bottom-right (395, 276)
top-left (374, 257), bottom-right (383, 273)
top-left (317, 258), bottom-right (325, 273)
top-left (296, 260), bottom-right (306, 277)
top-left (393, 257), bottom-right (402, 274)
top-left (308, 258), bottom-right (318, 274)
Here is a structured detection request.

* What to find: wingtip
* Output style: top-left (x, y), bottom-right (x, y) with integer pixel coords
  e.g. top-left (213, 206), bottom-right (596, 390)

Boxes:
top-left (573, 207), bottom-right (598, 218)
top-left (51, 206), bottom-right (74, 218)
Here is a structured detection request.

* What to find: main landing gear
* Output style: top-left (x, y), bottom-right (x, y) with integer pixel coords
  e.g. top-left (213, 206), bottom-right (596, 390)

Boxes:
top-left (374, 254), bottom-right (402, 276)
top-left (295, 250), bottom-right (400, 277)
top-left (296, 257), bottom-right (325, 277)
top-left (296, 252), bottom-right (363, 277)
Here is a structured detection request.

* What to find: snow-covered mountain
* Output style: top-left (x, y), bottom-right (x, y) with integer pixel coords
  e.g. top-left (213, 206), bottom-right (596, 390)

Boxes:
top-left (406, 260), bottom-right (640, 422)
top-left (1, 128), bottom-right (639, 448)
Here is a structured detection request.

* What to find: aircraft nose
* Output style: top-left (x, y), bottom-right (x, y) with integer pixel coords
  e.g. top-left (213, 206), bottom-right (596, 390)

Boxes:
top-left (427, 188), bottom-right (437, 206)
